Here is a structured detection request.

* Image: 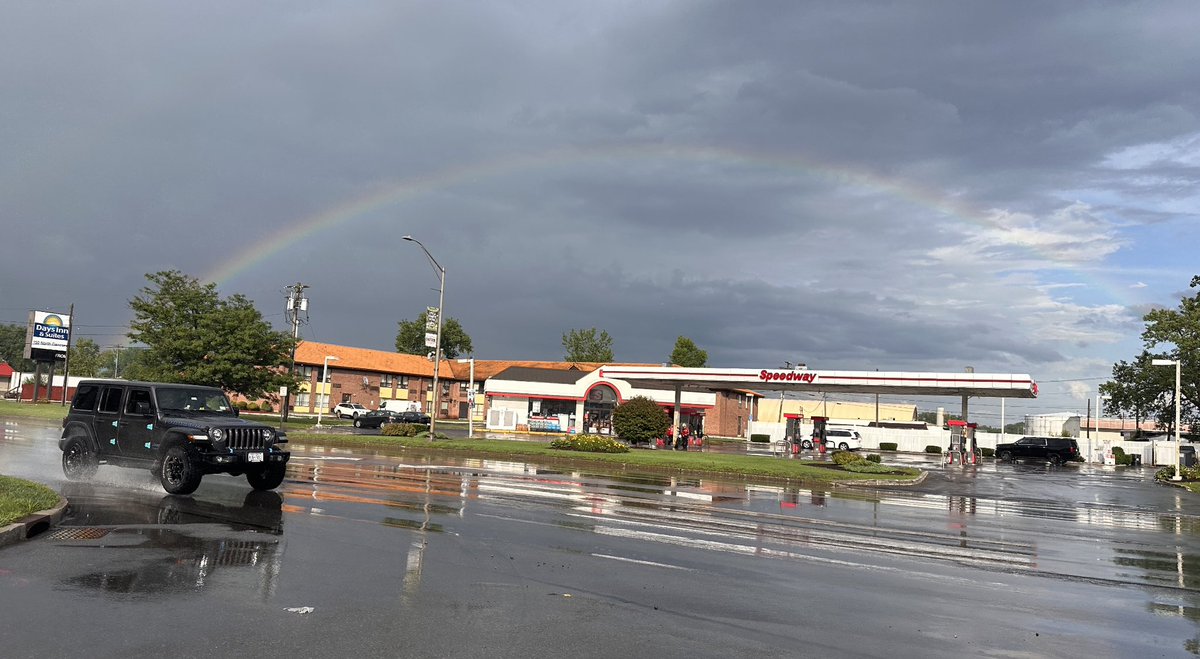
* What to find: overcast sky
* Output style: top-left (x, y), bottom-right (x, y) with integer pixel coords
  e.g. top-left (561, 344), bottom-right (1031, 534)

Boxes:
top-left (3, 1), bottom-right (1198, 425)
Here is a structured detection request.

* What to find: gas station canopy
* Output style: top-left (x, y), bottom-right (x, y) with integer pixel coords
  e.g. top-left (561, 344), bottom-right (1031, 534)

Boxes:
top-left (597, 366), bottom-right (1038, 399)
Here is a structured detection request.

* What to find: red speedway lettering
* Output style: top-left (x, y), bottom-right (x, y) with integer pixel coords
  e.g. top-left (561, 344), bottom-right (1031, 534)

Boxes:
top-left (758, 370), bottom-right (818, 383)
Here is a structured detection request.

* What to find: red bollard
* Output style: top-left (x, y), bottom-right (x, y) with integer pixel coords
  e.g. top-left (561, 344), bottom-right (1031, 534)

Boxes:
top-left (792, 441), bottom-right (801, 455)
top-left (656, 437), bottom-right (664, 448)
top-left (817, 441), bottom-right (826, 455)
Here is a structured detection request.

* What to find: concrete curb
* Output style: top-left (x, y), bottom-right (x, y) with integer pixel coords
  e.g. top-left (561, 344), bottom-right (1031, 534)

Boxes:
top-left (0, 497), bottom-right (68, 550)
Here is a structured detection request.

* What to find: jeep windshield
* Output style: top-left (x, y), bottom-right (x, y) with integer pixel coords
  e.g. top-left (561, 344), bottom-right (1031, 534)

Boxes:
top-left (156, 387), bottom-right (235, 415)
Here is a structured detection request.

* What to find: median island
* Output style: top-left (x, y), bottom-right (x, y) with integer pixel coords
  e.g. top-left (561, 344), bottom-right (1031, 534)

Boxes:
top-left (285, 431), bottom-right (923, 485)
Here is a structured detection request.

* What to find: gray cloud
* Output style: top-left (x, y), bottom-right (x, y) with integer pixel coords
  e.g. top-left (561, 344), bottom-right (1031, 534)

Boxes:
top-left (3, 1), bottom-right (1199, 421)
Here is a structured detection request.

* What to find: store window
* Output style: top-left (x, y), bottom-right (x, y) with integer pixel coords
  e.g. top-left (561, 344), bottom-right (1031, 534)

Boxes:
top-left (529, 399), bottom-right (576, 432)
top-left (381, 374), bottom-right (393, 387)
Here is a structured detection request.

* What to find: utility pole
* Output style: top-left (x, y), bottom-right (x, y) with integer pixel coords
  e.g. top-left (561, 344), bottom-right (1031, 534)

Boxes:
top-left (282, 282), bottom-right (309, 423)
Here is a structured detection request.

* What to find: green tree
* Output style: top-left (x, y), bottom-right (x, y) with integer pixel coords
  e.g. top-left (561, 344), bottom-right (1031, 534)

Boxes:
top-left (669, 336), bottom-right (708, 367)
top-left (611, 396), bottom-right (669, 445)
top-left (1138, 275), bottom-right (1200, 432)
top-left (1100, 352), bottom-right (1173, 434)
top-left (0, 323), bottom-right (34, 372)
top-left (562, 327), bottom-right (614, 362)
top-left (67, 338), bottom-right (104, 377)
top-left (1103, 275), bottom-right (1200, 434)
top-left (395, 311), bottom-right (473, 359)
top-left (128, 270), bottom-right (300, 399)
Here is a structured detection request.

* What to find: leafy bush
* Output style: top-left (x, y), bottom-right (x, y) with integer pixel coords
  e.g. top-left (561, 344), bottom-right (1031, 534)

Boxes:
top-left (549, 434), bottom-right (630, 453)
top-left (1182, 465), bottom-right (1200, 480)
top-left (831, 450), bottom-right (862, 466)
top-left (611, 396), bottom-right (669, 445)
top-left (260, 402), bottom-right (274, 413)
top-left (381, 423), bottom-right (426, 437)
top-left (1156, 466), bottom-right (1176, 481)
top-left (235, 401), bottom-right (249, 410)
top-left (879, 442), bottom-right (898, 451)
top-left (750, 434), bottom-right (771, 443)
top-left (925, 445), bottom-right (943, 454)
top-left (1112, 446), bottom-right (1126, 458)
top-left (865, 453), bottom-right (882, 463)
top-left (247, 402), bottom-right (261, 411)
top-left (981, 448), bottom-right (995, 458)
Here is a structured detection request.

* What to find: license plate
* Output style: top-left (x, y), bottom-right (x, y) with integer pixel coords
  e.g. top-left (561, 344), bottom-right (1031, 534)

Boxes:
top-left (247, 452), bottom-right (264, 463)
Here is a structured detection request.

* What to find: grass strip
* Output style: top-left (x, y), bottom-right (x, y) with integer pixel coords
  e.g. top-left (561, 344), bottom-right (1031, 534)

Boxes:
top-left (0, 475), bottom-right (60, 527)
top-left (286, 433), bottom-right (921, 485)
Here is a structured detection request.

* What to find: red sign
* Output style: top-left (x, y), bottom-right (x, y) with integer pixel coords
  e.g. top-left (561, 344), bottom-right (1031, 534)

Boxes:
top-left (758, 370), bottom-right (818, 383)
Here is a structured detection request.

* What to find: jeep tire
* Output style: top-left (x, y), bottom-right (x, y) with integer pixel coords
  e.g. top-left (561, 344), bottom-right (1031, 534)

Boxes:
top-left (246, 463), bottom-right (287, 491)
top-left (62, 436), bottom-right (99, 481)
top-left (160, 444), bottom-right (203, 495)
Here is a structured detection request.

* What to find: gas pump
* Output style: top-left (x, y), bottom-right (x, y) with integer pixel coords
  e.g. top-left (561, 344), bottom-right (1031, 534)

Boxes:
top-left (784, 414), bottom-right (804, 455)
top-left (946, 420), bottom-right (965, 466)
top-left (945, 421), bottom-right (980, 466)
top-left (965, 422), bottom-right (980, 465)
top-left (811, 416), bottom-right (829, 455)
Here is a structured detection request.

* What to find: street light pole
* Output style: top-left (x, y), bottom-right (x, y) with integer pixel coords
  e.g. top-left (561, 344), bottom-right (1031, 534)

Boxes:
top-left (404, 235), bottom-right (445, 440)
top-left (1152, 359), bottom-right (1183, 481)
top-left (316, 355), bottom-right (338, 427)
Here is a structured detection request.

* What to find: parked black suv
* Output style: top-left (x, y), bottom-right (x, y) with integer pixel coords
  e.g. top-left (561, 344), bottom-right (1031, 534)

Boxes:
top-left (60, 380), bottom-right (290, 494)
top-left (994, 436), bottom-right (1080, 465)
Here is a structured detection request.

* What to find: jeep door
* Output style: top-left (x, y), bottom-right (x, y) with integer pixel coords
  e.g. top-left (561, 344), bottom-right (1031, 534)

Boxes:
top-left (117, 387), bottom-right (157, 460)
top-left (92, 385), bottom-right (125, 455)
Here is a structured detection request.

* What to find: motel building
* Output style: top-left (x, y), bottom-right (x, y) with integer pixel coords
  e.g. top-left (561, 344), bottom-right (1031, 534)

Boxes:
top-left (288, 342), bottom-right (760, 437)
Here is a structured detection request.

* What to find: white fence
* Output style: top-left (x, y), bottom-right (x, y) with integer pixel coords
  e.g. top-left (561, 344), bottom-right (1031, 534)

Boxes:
top-left (746, 420), bottom-right (1171, 465)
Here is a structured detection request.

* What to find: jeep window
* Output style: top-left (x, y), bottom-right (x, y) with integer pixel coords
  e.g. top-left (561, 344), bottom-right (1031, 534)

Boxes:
top-left (125, 389), bottom-right (155, 416)
top-left (98, 387), bottom-right (123, 414)
top-left (156, 387), bottom-right (234, 414)
top-left (72, 384), bottom-right (99, 411)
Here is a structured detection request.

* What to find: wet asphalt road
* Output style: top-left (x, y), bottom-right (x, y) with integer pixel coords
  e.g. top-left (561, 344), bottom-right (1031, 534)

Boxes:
top-left (3, 418), bottom-right (1200, 658)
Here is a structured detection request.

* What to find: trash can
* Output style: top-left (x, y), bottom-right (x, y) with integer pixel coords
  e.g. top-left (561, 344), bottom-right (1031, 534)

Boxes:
top-left (1130, 454), bottom-right (1142, 467)
top-left (1181, 445), bottom-right (1196, 468)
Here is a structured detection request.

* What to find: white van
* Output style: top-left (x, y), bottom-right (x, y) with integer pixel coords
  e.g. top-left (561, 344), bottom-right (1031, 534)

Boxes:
top-left (380, 400), bottom-right (420, 413)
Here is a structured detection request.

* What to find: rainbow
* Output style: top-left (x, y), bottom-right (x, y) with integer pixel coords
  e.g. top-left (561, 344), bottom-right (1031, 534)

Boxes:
top-left (206, 143), bottom-right (1120, 298)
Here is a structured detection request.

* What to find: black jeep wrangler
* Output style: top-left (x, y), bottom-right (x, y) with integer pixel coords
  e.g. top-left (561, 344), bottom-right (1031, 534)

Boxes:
top-left (60, 380), bottom-right (290, 495)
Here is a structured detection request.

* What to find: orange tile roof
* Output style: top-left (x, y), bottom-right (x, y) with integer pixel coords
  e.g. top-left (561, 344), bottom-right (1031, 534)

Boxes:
top-left (296, 342), bottom-right (439, 378)
top-left (296, 341), bottom-right (655, 381)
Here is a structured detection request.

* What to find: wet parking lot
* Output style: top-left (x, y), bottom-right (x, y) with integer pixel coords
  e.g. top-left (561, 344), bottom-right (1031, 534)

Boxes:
top-left (3, 417), bottom-right (1200, 657)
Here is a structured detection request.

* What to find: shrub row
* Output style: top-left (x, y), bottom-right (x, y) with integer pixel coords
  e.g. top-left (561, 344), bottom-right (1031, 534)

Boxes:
top-left (750, 434), bottom-right (771, 443)
top-left (233, 400), bottom-right (274, 412)
top-left (925, 445), bottom-right (943, 454)
top-left (381, 423), bottom-right (427, 437)
top-left (549, 434), bottom-right (630, 453)
top-left (878, 442), bottom-right (898, 451)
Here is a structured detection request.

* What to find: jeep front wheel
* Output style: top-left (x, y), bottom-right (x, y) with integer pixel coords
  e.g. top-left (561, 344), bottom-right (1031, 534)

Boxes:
top-left (246, 463), bottom-right (287, 491)
top-left (160, 444), bottom-right (203, 495)
top-left (62, 436), bottom-right (98, 481)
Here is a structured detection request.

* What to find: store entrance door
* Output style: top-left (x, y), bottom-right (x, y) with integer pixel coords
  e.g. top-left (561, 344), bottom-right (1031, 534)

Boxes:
top-left (583, 384), bottom-right (619, 435)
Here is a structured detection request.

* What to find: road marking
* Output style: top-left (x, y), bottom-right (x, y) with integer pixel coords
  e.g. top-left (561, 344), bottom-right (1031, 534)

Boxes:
top-left (591, 553), bottom-right (693, 571)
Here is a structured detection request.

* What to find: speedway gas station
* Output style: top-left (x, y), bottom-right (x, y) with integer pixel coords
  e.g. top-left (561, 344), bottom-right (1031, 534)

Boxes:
top-left (597, 366), bottom-right (1038, 460)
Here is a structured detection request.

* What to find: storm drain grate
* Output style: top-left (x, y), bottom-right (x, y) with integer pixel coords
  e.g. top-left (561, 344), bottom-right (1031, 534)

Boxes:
top-left (45, 527), bottom-right (112, 541)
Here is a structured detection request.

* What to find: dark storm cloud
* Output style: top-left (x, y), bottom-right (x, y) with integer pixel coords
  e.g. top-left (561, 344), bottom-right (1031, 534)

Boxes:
top-left (2, 0), bottom-right (1197, 423)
